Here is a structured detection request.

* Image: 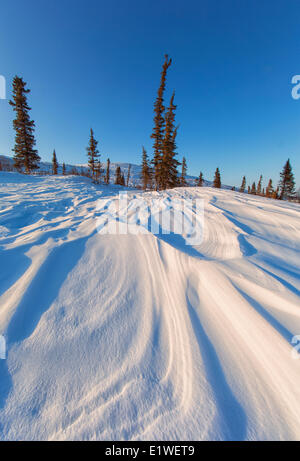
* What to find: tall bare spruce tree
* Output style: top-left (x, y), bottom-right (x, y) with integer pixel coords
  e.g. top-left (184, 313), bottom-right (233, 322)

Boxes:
top-left (9, 76), bottom-right (40, 173)
top-left (151, 55), bottom-right (172, 189)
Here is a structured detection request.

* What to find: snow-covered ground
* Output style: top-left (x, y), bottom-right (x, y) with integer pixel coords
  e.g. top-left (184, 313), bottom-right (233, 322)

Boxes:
top-left (0, 172), bottom-right (300, 441)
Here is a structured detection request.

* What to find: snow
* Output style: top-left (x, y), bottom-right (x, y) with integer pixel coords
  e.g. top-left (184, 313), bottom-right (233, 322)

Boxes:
top-left (0, 171), bottom-right (300, 440)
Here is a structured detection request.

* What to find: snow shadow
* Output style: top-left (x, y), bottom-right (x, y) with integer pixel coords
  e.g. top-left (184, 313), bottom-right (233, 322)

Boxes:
top-left (232, 283), bottom-right (293, 343)
top-left (186, 283), bottom-right (247, 441)
top-left (222, 213), bottom-right (254, 236)
top-left (156, 232), bottom-right (204, 259)
top-left (151, 216), bottom-right (205, 259)
top-left (255, 259), bottom-right (300, 298)
top-left (209, 202), bottom-right (257, 257)
top-left (6, 235), bottom-right (90, 345)
top-left (237, 234), bottom-right (257, 257)
top-left (0, 248), bottom-right (31, 297)
top-left (210, 202), bottom-right (255, 235)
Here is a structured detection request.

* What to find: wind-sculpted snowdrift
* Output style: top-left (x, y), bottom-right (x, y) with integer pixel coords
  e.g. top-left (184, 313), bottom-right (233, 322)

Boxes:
top-left (0, 172), bottom-right (299, 440)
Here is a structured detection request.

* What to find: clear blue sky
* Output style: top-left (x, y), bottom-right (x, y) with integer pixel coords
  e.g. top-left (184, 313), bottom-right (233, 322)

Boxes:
top-left (0, 0), bottom-right (299, 188)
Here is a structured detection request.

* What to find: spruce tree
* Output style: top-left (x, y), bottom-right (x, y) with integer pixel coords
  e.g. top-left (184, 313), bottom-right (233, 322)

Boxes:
top-left (257, 175), bottom-right (263, 195)
top-left (105, 158), bottom-right (110, 184)
top-left (247, 185), bottom-right (250, 194)
top-left (213, 168), bottom-right (221, 188)
top-left (279, 159), bottom-right (296, 200)
top-left (86, 128), bottom-right (100, 182)
top-left (197, 171), bottom-right (204, 187)
top-left (251, 182), bottom-right (256, 194)
top-left (141, 146), bottom-right (151, 190)
top-left (151, 54), bottom-right (172, 189)
top-left (180, 156), bottom-right (187, 186)
top-left (52, 150), bottom-right (58, 175)
top-left (9, 76), bottom-right (40, 173)
top-left (169, 125), bottom-right (180, 188)
top-left (94, 160), bottom-right (102, 184)
top-left (62, 163), bottom-right (66, 175)
top-left (126, 164), bottom-right (131, 187)
top-left (240, 176), bottom-right (246, 193)
top-left (272, 186), bottom-right (279, 199)
top-left (160, 92), bottom-right (180, 189)
top-left (266, 179), bottom-right (273, 198)
top-left (115, 165), bottom-right (123, 185)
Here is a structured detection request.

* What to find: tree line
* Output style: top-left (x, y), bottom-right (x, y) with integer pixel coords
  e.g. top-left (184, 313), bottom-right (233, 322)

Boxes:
top-left (4, 71), bottom-right (298, 201)
top-left (192, 161), bottom-right (296, 201)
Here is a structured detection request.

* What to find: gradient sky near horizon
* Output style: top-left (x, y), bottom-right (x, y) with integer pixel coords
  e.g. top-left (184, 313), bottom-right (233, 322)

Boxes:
top-left (0, 0), bottom-right (300, 188)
